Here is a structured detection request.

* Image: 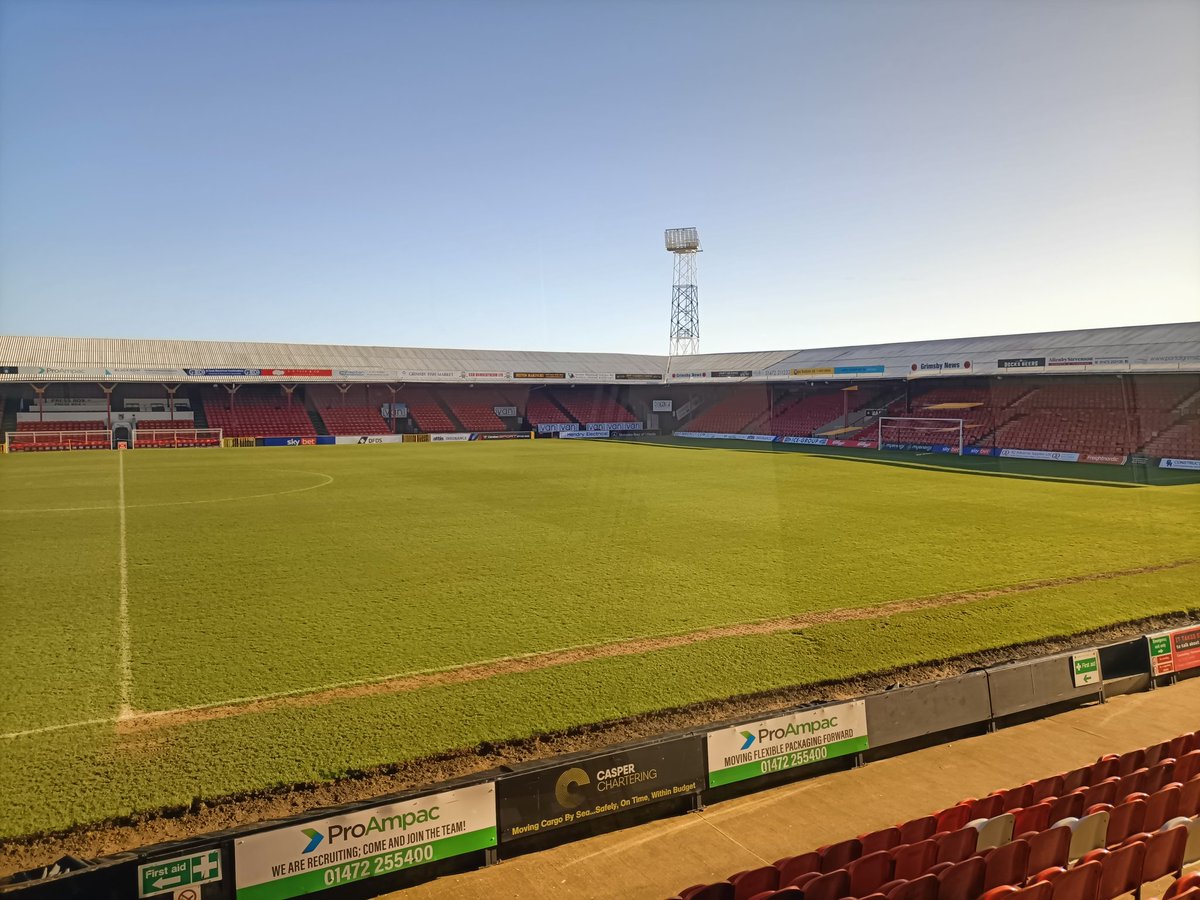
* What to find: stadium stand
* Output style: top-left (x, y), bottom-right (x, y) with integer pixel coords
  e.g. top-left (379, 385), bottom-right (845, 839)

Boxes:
top-left (682, 388), bottom-right (772, 435)
top-left (664, 732), bottom-right (1200, 900)
top-left (767, 387), bottom-right (891, 438)
top-left (402, 389), bottom-right (457, 433)
top-left (550, 389), bottom-right (638, 426)
top-left (438, 388), bottom-right (515, 433)
top-left (315, 406), bottom-right (393, 435)
top-left (201, 387), bottom-right (317, 438)
top-left (16, 420), bottom-right (107, 431)
top-left (526, 393), bottom-right (576, 427)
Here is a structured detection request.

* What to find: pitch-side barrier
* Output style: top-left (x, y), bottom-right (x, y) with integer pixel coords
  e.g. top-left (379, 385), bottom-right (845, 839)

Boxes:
top-left (3, 622), bottom-right (1198, 899)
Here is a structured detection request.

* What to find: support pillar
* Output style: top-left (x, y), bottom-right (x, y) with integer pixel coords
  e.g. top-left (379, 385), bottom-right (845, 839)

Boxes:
top-left (281, 384), bottom-right (297, 408)
top-left (224, 384), bottom-right (241, 418)
top-left (99, 383), bottom-right (115, 429)
top-left (163, 384), bottom-right (180, 422)
top-left (32, 384), bottom-right (48, 421)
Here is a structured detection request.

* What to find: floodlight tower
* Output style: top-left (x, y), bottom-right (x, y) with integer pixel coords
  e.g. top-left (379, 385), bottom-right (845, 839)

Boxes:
top-left (665, 227), bottom-right (701, 356)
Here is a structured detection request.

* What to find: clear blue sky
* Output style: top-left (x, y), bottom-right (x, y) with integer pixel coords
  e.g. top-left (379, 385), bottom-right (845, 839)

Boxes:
top-left (1, 0), bottom-right (1196, 355)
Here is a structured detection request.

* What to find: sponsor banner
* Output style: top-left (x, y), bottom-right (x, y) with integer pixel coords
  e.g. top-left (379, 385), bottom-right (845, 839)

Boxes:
top-left (513, 372), bottom-right (566, 380)
top-left (1079, 453), bottom-right (1127, 465)
top-left (586, 421), bottom-right (642, 431)
top-left (234, 782), bottom-right (496, 900)
top-left (963, 447), bottom-right (996, 456)
top-left (336, 368), bottom-right (391, 379)
top-left (910, 360), bottom-right (971, 375)
top-left (403, 434), bottom-right (431, 443)
top-left (882, 442), bottom-right (956, 454)
top-left (1159, 457), bottom-right (1200, 470)
top-left (674, 432), bottom-right (780, 442)
top-left (706, 701), bottom-right (868, 788)
top-left (781, 436), bottom-right (829, 446)
top-left (0, 366), bottom-right (17, 375)
top-left (400, 370), bottom-right (458, 380)
top-left (567, 372), bottom-right (611, 382)
top-left (998, 448), bottom-right (1080, 463)
top-left (430, 433), bottom-right (473, 442)
top-left (615, 373), bottom-right (663, 381)
top-left (261, 368), bottom-right (333, 378)
top-left (476, 432), bottom-right (532, 440)
top-left (1147, 626), bottom-right (1200, 677)
top-left (497, 738), bottom-right (702, 842)
top-left (670, 372), bottom-right (707, 380)
top-left (559, 430), bottom-right (609, 439)
top-left (333, 435), bottom-right (404, 445)
top-left (380, 403), bottom-right (409, 418)
top-left (224, 437), bottom-right (257, 448)
top-left (833, 365), bottom-right (885, 375)
top-left (997, 357), bottom-right (1045, 369)
top-left (537, 423), bottom-right (581, 434)
top-left (651, 400), bottom-right (673, 412)
top-left (40, 398), bottom-right (109, 410)
top-left (463, 371), bottom-right (507, 379)
top-left (185, 368), bottom-right (261, 377)
top-left (710, 370), bottom-right (753, 378)
top-left (790, 368), bottom-right (834, 377)
top-left (494, 406), bottom-right (518, 417)
top-left (1148, 354), bottom-right (1200, 365)
top-left (260, 436), bottom-right (335, 447)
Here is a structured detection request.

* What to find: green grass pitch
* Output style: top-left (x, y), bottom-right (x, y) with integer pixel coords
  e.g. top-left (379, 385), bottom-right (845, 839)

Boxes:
top-left (1, 439), bottom-right (1198, 838)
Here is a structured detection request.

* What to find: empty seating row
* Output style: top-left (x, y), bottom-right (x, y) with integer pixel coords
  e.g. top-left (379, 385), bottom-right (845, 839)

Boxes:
top-left (668, 732), bottom-right (1200, 900)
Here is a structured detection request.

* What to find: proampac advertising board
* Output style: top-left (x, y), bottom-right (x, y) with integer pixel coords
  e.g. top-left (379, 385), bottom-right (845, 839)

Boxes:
top-left (234, 783), bottom-right (496, 900)
top-left (497, 737), bottom-right (702, 842)
top-left (706, 701), bottom-right (868, 788)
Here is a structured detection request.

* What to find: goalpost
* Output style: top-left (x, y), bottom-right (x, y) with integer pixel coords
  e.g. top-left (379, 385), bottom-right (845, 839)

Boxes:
top-left (877, 417), bottom-right (965, 454)
top-left (3, 430), bottom-right (113, 453)
top-left (131, 428), bottom-right (223, 449)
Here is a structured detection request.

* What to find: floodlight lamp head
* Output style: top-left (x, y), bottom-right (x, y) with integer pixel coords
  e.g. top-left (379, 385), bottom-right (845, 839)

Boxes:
top-left (664, 227), bottom-right (701, 253)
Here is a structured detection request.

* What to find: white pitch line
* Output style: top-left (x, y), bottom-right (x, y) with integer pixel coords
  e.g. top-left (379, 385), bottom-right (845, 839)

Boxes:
top-left (117, 452), bottom-right (133, 719)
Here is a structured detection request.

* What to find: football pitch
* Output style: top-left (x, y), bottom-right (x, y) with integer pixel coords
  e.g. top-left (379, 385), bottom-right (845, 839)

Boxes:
top-left (1, 440), bottom-right (1198, 840)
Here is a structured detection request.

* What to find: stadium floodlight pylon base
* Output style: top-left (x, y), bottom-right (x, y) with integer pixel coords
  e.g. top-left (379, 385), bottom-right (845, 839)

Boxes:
top-left (876, 416), bottom-right (965, 454)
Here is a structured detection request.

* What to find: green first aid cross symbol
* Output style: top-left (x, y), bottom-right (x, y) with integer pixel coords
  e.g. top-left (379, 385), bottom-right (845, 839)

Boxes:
top-left (138, 849), bottom-right (221, 897)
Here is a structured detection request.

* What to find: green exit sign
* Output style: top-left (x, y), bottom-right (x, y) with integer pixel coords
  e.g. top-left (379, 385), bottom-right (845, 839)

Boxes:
top-left (138, 849), bottom-right (221, 897)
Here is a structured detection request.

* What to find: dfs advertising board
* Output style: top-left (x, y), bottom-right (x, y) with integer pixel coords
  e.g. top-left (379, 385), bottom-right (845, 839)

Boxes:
top-left (234, 783), bottom-right (495, 899)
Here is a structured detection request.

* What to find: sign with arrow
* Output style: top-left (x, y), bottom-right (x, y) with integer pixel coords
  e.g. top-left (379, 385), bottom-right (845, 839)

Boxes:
top-left (1071, 650), bottom-right (1100, 688)
top-left (138, 849), bottom-right (222, 897)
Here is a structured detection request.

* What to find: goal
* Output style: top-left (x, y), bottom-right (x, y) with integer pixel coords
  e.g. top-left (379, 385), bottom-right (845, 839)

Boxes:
top-left (4, 430), bottom-right (113, 453)
top-left (132, 428), bottom-right (223, 449)
top-left (877, 417), bottom-right (964, 454)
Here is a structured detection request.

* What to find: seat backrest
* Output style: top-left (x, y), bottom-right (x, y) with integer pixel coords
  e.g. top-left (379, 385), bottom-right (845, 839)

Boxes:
top-left (887, 874), bottom-right (940, 900)
top-left (1176, 751), bottom-right (1200, 783)
top-left (899, 815), bottom-right (938, 844)
top-left (1030, 775), bottom-right (1066, 802)
top-left (683, 883), bottom-right (736, 900)
top-left (774, 852), bottom-right (821, 885)
top-left (1083, 779), bottom-right (1119, 809)
top-left (984, 839), bottom-right (1031, 891)
top-left (972, 795), bottom-right (1007, 819)
top-left (803, 868), bottom-right (851, 900)
top-left (820, 837), bottom-right (862, 872)
top-left (1048, 859), bottom-right (1101, 900)
top-left (1104, 800), bottom-right (1146, 847)
top-left (848, 850), bottom-right (895, 896)
top-left (1145, 761), bottom-right (1176, 795)
top-left (977, 813), bottom-right (1017, 852)
top-left (730, 865), bottom-right (778, 900)
top-left (1013, 804), bottom-right (1052, 838)
top-left (1143, 785), bottom-right (1181, 831)
top-left (1015, 881), bottom-right (1054, 900)
top-left (1069, 811), bottom-right (1110, 861)
top-left (1002, 785), bottom-right (1035, 812)
top-left (936, 804), bottom-right (974, 834)
top-left (1117, 749), bottom-right (1147, 777)
top-left (861, 827), bottom-right (903, 855)
top-left (1179, 777), bottom-right (1200, 819)
top-left (937, 856), bottom-right (986, 900)
top-left (937, 827), bottom-right (979, 865)
top-left (1048, 792), bottom-right (1086, 823)
top-left (1164, 871), bottom-right (1200, 900)
top-left (1141, 824), bottom-right (1188, 882)
top-left (1027, 826), bottom-right (1072, 877)
top-left (1096, 840), bottom-right (1144, 900)
top-left (892, 839), bottom-right (938, 881)
top-left (1185, 817), bottom-right (1200, 867)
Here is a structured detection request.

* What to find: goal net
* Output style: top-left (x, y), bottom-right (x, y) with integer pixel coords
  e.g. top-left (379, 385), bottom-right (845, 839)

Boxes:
top-left (877, 417), bottom-right (964, 454)
top-left (132, 428), bottom-right (223, 449)
top-left (4, 430), bottom-right (113, 453)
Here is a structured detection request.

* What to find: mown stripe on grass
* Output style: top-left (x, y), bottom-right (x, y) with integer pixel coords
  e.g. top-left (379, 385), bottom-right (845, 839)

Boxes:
top-left (2, 559), bottom-right (1191, 741)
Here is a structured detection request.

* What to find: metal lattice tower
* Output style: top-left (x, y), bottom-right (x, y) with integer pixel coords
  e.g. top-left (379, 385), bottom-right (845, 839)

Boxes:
top-left (665, 227), bottom-right (701, 356)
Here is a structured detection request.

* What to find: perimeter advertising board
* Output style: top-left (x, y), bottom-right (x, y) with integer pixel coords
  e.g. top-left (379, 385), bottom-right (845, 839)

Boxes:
top-left (234, 783), bottom-right (496, 900)
top-left (1147, 626), bottom-right (1200, 677)
top-left (706, 701), bottom-right (868, 788)
top-left (497, 738), bottom-right (702, 842)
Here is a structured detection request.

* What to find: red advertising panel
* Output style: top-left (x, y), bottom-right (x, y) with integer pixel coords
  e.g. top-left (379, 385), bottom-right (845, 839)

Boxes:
top-left (261, 368), bottom-right (333, 377)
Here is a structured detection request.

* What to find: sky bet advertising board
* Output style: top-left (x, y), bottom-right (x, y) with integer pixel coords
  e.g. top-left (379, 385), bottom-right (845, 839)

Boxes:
top-left (706, 700), bottom-right (868, 788)
top-left (234, 783), bottom-right (495, 899)
top-left (497, 738), bottom-right (702, 841)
